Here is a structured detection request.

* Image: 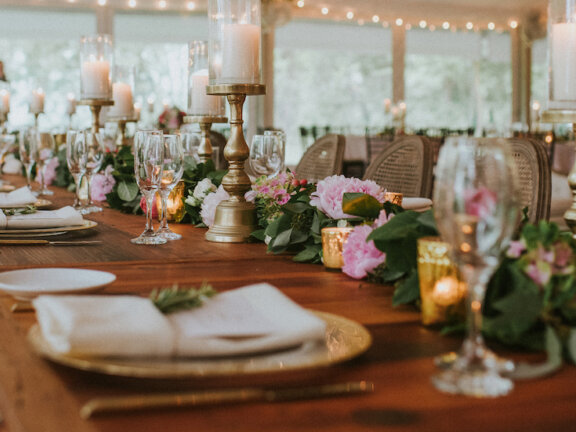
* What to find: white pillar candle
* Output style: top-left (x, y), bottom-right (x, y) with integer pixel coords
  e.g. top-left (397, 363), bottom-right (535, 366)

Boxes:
top-left (30, 88), bottom-right (45, 113)
top-left (134, 102), bottom-right (141, 121)
top-left (66, 93), bottom-right (76, 115)
top-left (551, 22), bottom-right (576, 101)
top-left (221, 23), bottom-right (260, 82)
top-left (109, 82), bottom-right (134, 117)
top-left (0, 90), bottom-right (9, 113)
top-left (189, 69), bottom-right (223, 115)
top-left (81, 60), bottom-right (111, 99)
top-left (147, 96), bottom-right (155, 113)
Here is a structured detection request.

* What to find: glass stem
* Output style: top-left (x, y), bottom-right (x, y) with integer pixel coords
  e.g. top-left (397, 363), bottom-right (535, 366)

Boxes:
top-left (85, 173), bottom-right (93, 205)
top-left (39, 162), bottom-right (46, 191)
top-left (74, 173), bottom-right (84, 206)
top-left (160, 190), bottom-right (168, 230)
top-left (461, 264), bottom-right (491, 357)
top-left (145, 191), bottom-right (156, 232)
top-left (25, 164), bottom-right (33, 189)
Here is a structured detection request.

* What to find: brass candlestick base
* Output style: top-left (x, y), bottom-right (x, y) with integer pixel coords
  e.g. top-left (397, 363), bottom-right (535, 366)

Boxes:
top-left (541, 110), bottom-right (576, 236)
top-left (183, 115), bottom-right (228, 163)
top-left (79, 99), bottom-right (114, 133)
top-left (107, 115), bottom-right (138, 146)
top-left (204, 84), bottom-right (266, 243)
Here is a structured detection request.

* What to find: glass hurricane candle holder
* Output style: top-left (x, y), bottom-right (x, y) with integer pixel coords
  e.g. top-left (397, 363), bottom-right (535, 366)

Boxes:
top-left (80, 34), bottom-right (113, 100)
top-left (321, 227), bottom-right (354, 270)
top-left (108, 65), bottom-right (135, 119)
top-left (417, 236), bottom-right (466, 326)
top-left (188, 41), bottom-right (225, 117)
top-left (208, 0), bottom-right (263, 86)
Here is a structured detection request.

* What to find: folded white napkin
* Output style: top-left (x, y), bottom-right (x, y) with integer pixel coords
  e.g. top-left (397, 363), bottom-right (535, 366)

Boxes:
top-left (32, 283), bottom-right (327, 358)
top-left (402, 197), bottom-right (433, 212)
top-left (0, 206), bottom-right (84, 230)
top-left (0, 186), bottom-right (37, 207)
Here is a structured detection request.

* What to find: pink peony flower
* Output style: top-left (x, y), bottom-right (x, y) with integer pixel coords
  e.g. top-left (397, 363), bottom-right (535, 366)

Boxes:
top-left (310, 175), bottom-right (386, 220)
top-left (374, 209), bottom-right (394, 227)
top-left (554, 241), bottom-right (573, 269)
top-left (525, 260), bottom-right (552, 287)
top-left (506, 240), bottom-right (526, 259)
top-left (140, 194), bottom-right (159, 220)
top-left (200, 185), bottom-right (229, 227)
top-left (36, 157), bottom-right (59, 185)
top-left (90, 164), bottom-right (116, 202)
top-left (463, 186), bottom-right (497, 219)
top-left (342, 224), bottom-right (386, 279)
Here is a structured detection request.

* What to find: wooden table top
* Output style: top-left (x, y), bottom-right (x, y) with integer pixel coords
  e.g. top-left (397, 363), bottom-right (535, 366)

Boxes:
top-left (0, 174), bottom-right (574, 432)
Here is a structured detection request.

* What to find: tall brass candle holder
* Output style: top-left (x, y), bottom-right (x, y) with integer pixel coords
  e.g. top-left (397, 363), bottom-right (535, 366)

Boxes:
top-left (107, 115), bottom-right (138, 146)
top-left (79, 99), bottom-right (114, 133)
top-left (183, 115), bottom-right (228, 163)
top-left (0, 111), bottom-right (7, 133)
top-left (204, 83), bottom-right (265, 243)
top-left (542, 109), bottom-right (576, 235)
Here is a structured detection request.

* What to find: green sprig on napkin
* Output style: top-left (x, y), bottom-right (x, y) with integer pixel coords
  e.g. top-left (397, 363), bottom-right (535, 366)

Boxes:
top-left (150, 283), bottom-right (218, 314)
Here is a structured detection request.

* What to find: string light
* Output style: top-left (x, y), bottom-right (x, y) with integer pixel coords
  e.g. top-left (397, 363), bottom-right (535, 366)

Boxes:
top-left (395, 18), bottom-right (403, 26)
top-left (128, 0), bottom-right (137, 8)
top-left (419, 20), bottom-right (427, 28)
top-left (509, 19), bottom-right (518, 29)
top-left (321, 7), bottom-right (329, 15)
top-left (442, 21), bottom-right (450, 30)
top-left (159, 0), bottom-right (167, 8)
top-left (346, 11), bottom-right (354, 20)
top-left (372, 15), bottom-right (379, 23)
top-left (466, 22), bottom-right (474, 30)
top-left (297, 0), bottom-right (304, 7)
top-left (97, 0), bottom-right (106, 6)
top-left (488, 22), bottom-right (496, 30)
top-left (186, 1), bottom-right (195, 10)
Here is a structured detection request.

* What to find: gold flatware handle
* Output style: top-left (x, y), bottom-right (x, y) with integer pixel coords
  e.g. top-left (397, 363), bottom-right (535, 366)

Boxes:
top-left (0, 240), bottom-right (101, 246)
top-left (80, 381), bottom-right (374, 419)
top-left (10, 301), bottom-right (34, 313)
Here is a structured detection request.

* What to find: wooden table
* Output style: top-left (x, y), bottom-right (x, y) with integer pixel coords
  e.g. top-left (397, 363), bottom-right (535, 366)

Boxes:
top-left (0, 175), bottom-right (574, 432)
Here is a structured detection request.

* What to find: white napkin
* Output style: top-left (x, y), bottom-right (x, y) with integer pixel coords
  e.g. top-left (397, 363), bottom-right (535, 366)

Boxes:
top-left (33, 283), bottom-right (327, 358)
top-left (0, 186), bottom-right (37, 207)
top-left (402, 197), bottom-right (433, 212)
top-left (0, 206), bottom-right (84, 230)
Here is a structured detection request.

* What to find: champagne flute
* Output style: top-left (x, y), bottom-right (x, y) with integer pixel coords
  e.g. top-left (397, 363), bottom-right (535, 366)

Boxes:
top-left (131, 130), bottom-right (166, 245)
top-left (432, 136), bottom-right (518, 397)
top-left (156, 134), bottom-right (184, 240)
top-left (35, 132), bottom-right (55, 196)
top-left (249, 134), bottom-right (284, 178)
top-left (18, 127), bottom-right (38, 194)
top-left (78, 131), bottom-right (104, 214)
top-left (0, 134), bottom-right (15, 186)
top-left (65, 130), bottom-right (85, 211)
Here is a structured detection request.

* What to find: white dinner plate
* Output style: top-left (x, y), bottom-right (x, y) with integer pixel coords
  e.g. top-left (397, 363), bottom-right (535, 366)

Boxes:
top-left (0, 268), bottom-right (116, 300)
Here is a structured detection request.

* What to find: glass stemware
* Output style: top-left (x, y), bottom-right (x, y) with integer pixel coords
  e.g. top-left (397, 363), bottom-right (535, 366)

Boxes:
top-left (65, 130), bottom-right (85, 211)
top-left (131, 130), bottom-right (166, 245)
top-left (157, 134), bottom-right (184, 241)
top-left (77, 131), bottom-right (104, 214)
top-left (249, 134), bottom-right (284, 178)
top-left (18, 127), bottom-right (38, 194)
top-left (0, 134), bottom-right (15, 186)
top-left (35, 132), bottom-right (55, 196)
top-left (432, 136), bottom-right (519, 398)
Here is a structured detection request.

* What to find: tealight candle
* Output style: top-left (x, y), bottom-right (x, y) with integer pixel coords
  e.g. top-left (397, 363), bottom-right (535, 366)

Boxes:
top-left (0, 89), bottom-right (10, 113)
top-left (384, 192), bottom-right (403, 206)
top-left (30, 88), bottom-right (45, 113)
top-left (321, 227), bottom-right (354, 270)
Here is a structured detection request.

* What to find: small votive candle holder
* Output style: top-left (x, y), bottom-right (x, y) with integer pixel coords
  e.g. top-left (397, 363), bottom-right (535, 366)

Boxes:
top-left (321, 227), bottom-right (354, 270)
top-left (385, 192), bottom-right (403, 206)
top-left (417, 236), bottom-right (466, 326)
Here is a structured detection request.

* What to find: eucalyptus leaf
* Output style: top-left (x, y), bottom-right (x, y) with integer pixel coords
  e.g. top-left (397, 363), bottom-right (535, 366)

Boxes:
top-left (117, 181), bottom-right (140, 202)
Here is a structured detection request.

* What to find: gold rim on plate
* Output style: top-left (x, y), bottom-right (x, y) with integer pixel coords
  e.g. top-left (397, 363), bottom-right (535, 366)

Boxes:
top-left (27, 311), bottom-right (372, 379)
top-left (0, 220), bottom-right (97, 235)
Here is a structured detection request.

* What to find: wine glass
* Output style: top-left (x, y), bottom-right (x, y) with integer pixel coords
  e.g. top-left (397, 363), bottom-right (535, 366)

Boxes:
top-left (432, 136), bottom-right (519, 397)
top-left (264, 130), bottom-right (286, 172)
top-left (131, 130), bottom-right (166, 245)
top-left (65, 130), bottom-right (85, 211)
top-left (78, 131), bottom-right (104, 214)
top-left (249, 134), bottom-right (284, 178)
top-left (0, 134), bottom-right (15, 186)
top-left (35, 132), bottom-right (55, 196)
top-left (18, 127), bottom-right (38, 194)
top-left (156, 134), bottom-right (184, 241)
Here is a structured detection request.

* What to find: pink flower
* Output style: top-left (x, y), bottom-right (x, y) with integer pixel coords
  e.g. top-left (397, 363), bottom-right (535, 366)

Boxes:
top-left (36, 157), bottom-right (59, 185)
top-left (140, 195), bottom-right (159, 220)
top-left (464, 186), bottom-right (497, 219)
top-left (506, 240), bottom-right (526, 259)
top-left (374, 209), bottom-right (394, 227)
top-left (554, 241), bottom-right (573, 269)
top-left (90, 165), bottom-right (116, 202)
top-left (310, 175), bottom-right (385, 220)
top-left (342, 224), bottom-right (386, 279)
top-left (200, 185), bottom-right (229, 227)
top-left (525, 260), bottom-right (552, 287)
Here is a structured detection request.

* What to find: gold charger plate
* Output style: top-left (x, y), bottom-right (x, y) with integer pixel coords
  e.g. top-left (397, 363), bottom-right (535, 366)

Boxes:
top-left (0, 199), bottom-right (52, 209)
top-left (28, 311), bottom-right (372, 379)
top-left (0, 220), bottom-right (97, 235)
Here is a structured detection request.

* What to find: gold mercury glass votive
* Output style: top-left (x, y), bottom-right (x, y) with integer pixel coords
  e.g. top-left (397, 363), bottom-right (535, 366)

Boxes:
top-left (321, 227), bottom-right (354, 270)
top-left (417, 236), bottom-right (466, 326)
top-left (385, 192), bottom-right (403, 206)
top-left (156, 181), bottom-right (187, 222)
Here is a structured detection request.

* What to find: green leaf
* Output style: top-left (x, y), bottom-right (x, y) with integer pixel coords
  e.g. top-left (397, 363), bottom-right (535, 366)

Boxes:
top-left (392, 271), bottom-right (420, 306)
top-left (150, 283), bottom-right (218, 314)
top-left (117, 181), bottom-right (140, 202)
top-left (341, 192), bottom-right (382, 219)
top-left (293, 244), bottom-right (322, 263)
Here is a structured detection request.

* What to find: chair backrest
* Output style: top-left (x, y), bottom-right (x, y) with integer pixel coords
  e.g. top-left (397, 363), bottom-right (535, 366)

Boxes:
top-left (366, 133), bottom-right (394, 165)
top-left (507, 137), bottom-right (551, 223)
top-left (295, 134), bottom-right (345, 182)
top-left (363, 135), bottom-right (435, 198)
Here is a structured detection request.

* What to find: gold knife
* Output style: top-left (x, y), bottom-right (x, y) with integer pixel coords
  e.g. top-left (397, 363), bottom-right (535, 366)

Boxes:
top-left (80, 381), bottom-right (374, 419)
top-left (0, 240), bottom-right (101, 246)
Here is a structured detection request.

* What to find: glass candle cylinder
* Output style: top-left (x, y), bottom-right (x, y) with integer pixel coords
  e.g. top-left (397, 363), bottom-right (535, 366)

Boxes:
top-left (188, 41), bottom-right (225, 116)
top-left (108, 65), bottom-right (135, 118)
top-left (208, 0), bottom-right (263, 85)
top-left (80, 34), bottom-right (113, 100)
top-left (321, 227), bottom-right (354, 270)
top-left (417, 236), bottom-right (466, 326)
top-left (548, 0), bottom-right (576, 110)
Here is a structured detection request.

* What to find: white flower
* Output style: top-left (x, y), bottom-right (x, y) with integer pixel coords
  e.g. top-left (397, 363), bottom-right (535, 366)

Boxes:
top-left (186, 178), bottom-right (217, 207)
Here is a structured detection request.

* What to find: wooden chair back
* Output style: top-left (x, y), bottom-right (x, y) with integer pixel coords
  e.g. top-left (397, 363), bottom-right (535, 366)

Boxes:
top-left (295, 134), bottom-right (345, 182)
top-left (363, 135), bottom-right (435, 198)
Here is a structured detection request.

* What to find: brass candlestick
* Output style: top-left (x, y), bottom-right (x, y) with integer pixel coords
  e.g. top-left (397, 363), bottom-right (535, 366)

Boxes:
top-left (107, 115), bottom-right (138, 146)
top-left (183, 115), bottom-right (228, 163)
top-left (204, 83), bottom-right (266, 243)
top-left (0, 111), bottom-right (7, 133)
top-left (542, 109), bottom-right (576, 235)
top-left (79, 99), bottom-right (114, 133)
